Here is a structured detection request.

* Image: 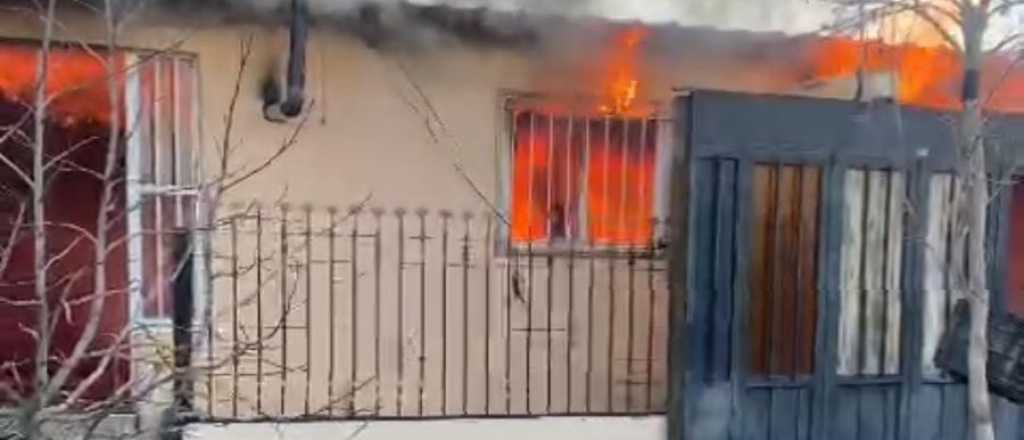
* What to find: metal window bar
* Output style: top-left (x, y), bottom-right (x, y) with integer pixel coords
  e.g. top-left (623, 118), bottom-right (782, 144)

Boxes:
top-left (510, 111), bottom-right (661, 251)
top-left (136, 54), bottom-right (200, 321)
top-left (201, 204), bottom-right (670, 421)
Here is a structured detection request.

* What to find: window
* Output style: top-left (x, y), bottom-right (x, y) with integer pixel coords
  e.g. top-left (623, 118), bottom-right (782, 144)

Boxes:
top-left (508, 110), bottom-right (661, 248)
top-left (127, 54), bottom-right (200, 321)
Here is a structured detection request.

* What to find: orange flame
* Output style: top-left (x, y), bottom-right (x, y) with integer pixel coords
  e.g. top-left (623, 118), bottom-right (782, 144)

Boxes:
top-left (805, 36), bottom-right (1024, 112)
top-left (598, 25), bottom-right (650, 116)
top-left (0, 46), bottom-right (122, 126)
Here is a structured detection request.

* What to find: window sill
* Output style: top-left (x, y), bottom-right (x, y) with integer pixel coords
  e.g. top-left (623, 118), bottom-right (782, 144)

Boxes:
top-left (504, 239), bottom-right (668, 259)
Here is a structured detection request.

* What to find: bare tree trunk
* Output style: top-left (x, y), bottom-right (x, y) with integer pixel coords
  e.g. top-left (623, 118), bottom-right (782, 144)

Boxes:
top-left (964, 102), bottom-right (994, 440)
top-left (962, 4), bottom-right (994, 440)
top-left (24, 1), bottom-right (58, 438)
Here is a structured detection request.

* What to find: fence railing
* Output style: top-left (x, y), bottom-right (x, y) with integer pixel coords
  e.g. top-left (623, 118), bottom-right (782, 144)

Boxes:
top-left (197, 203), bottom-right (671, 420)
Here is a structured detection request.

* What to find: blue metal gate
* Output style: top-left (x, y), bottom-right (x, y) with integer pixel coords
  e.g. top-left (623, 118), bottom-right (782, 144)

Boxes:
top-left (671, 90), bottom-right (1024, 440)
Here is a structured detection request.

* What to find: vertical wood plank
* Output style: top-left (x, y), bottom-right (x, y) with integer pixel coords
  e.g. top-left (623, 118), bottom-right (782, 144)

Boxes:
top-left (862, 170), bottom-right (887, 376)
top-left (922, 175), bottom-right (952, 376)
top-left (838, 170), bottom-right (865, 376)
top-left (883, 173), bottom-right (905, 375)
top-left (749, 165), bottom-right (775, 376)
top-left (797, 166), bottom-right (821, 375)
top-left (772, 166), bottom-right (799, 376)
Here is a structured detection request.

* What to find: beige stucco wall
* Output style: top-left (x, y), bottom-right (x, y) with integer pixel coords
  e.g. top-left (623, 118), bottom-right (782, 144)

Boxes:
top-left (188, 416), bottom-right (665, 440)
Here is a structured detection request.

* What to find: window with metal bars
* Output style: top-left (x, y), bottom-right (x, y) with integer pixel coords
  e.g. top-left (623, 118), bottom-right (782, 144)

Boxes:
top-left (128, 53), bottom-right (200, 321)
top-left (507, 110), bottom-right (661, 248)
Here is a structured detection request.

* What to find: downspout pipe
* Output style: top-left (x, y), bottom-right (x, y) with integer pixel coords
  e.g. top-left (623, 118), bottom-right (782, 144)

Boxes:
top-left (264, 0), bottom-right (308, 122)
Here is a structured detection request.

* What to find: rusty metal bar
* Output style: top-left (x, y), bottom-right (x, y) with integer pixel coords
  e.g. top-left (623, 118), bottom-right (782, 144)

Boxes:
top-left (280, 204), bottom-right (290, 415)
top-left (584, 118), bottom-right (595, 413)
top-left (566, 116), bottom-right (574, 239)
top-left (607, 252), bottom-right (616, 411)
top-left (619, 117), bottom-right (631, 244)
top-left (566, 226), bottom-right (576, 413)
top-left (484, 214), bottom-right (493, 415)
top-left (602, 116), bottom-right (611, 243)
top-left (586, 219), bottom-right (596, 413)
top-left (545, 253), bottom-right (554, 414)
top-left (231, 217), bottom-right (240, 418)
top-left (504, 235), bottom-right (513, 415)
top-left (462, 213), bottom-right (472, 415)
top-left (441, 211), bottom-right (452, 414)
top-left (565, 117), bottom-right (576, 413)
top-left (328, 207), bottom-right (338, 416)
top-left (526, 232), bottom-right (535, 414)
top-left (547, 114), bottom-right (554, 238)
top-left (626, 251), bottom-right (637, 410)
top-left (646, 220), bottom-right (658, 411)
top-left (417, 209), bottom-right (428, 417)
top-left (527, 113), bottom-right (536, 242)
top-left (305, 206), bottom-right (313, 415)
top-left (396, 208), bottom-right (407, 416)
top-left (256, 206), bottom-right (264, 414)
top-left (350, 208), bottom-right (360, 416)
top-left (374, 209), bottom-right (384, 414)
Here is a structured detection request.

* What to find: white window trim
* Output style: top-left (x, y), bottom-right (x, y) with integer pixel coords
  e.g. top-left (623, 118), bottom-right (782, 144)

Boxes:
top-left (125, 52), bottom-right (206, 327)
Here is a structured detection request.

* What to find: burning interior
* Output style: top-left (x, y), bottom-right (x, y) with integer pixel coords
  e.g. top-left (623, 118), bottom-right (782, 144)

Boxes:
top-left (0, 42), bottom-right (197, 402)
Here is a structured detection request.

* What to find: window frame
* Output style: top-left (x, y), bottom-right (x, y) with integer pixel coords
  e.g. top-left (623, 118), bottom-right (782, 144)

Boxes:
top-left (125, 51), bottom-right (205, 325)
top-left (496, 92), bottom-right (673, 256)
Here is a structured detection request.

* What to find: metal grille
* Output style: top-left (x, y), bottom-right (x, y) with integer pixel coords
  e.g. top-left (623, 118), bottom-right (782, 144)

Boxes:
top-left (509, 111), bottom-right (664, 248)
top-left (127, 53), bottom-right (200, 320)
top-left (198, 204), bottom-right (671, 420)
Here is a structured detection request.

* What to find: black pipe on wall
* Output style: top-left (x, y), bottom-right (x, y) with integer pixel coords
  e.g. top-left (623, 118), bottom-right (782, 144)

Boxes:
top-left (264, 0), bottom-right (308, 122)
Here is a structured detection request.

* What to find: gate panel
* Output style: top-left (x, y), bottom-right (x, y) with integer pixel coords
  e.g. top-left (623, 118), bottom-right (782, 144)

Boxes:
top-left (677, 90), bottom-right (1024, 440)
top-left (742, 163), bottom-right (821, 439)
top-left (834, 385), bottom-right (900, 440)
top-left (686, 158), bottom-right (738, 439)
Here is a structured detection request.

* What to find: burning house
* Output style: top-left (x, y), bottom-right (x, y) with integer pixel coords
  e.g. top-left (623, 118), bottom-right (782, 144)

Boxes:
top-left (2, 0), bottom-right (1024, 439)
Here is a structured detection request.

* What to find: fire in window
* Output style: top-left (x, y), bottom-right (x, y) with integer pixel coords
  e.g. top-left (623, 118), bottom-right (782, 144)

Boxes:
top-left (509, 111), bottom-right (659, 247)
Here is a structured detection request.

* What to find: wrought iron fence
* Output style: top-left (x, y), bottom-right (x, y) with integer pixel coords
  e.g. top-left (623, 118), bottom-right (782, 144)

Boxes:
top-left (197, 203), bottom-right (670, 420)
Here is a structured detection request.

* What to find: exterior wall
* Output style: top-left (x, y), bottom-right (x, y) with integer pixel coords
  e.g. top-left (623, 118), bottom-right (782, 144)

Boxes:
top-left (187, 415), bottom-right (665, 440)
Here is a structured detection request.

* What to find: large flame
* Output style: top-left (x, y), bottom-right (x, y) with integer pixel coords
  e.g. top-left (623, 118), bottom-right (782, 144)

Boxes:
top-left (805, 36), bottom-right (1024, 112)
top-left (0, 46), bottom-right (122, 126)
top-left (598, 25), bottom-right (649, 115)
